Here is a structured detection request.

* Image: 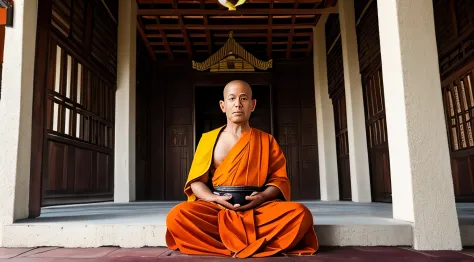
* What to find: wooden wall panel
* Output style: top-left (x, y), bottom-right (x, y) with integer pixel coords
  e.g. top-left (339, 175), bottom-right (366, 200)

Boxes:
top-left (273, 60), bottom-right (320, 200)
top-left (434, 0), bottom-right (474, 202)
top-left (31, 0), bottom-right (117, 212)
top-left (356, 1), bottom-right (392, 202)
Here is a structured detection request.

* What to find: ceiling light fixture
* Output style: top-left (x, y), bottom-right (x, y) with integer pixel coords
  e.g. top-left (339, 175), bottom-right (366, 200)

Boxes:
top-left (218, 0), bottom-right (246, 11)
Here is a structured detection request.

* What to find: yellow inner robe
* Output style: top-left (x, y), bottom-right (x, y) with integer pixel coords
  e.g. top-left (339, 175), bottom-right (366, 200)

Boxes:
top-left (165, 126), bottom-right (319, 258)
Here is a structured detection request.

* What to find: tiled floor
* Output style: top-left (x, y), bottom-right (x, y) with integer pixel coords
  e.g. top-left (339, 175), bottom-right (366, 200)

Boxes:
top-left (1, 247), bottom-right (473, 261)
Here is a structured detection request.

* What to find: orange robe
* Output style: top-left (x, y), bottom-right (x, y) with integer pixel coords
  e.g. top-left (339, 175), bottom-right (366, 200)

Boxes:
top-left (165, 127), bottom-right (318, 258)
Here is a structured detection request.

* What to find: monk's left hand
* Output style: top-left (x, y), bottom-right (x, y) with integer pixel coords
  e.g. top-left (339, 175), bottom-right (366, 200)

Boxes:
top-left (234, 192), bottom-right (266, 211)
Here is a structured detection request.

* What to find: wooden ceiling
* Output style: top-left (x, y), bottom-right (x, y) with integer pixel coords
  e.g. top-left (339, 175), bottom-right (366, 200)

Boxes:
top-left (136, 0), bottom-right (338, 61)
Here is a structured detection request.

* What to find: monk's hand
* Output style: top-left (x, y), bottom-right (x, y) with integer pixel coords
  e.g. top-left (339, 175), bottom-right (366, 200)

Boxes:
top-left (209, 192), bottom-right (241, 210)
top-left (235, 191), bottom-right (266, 212)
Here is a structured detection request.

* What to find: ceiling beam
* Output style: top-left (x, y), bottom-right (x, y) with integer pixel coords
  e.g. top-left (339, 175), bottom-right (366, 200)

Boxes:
top-left (145, 23), bottom-right (316, 30)
top-left (286, 0), bottom-right (298, 58)
top-left (147, 32), bottom-right (313, 38)
top-left (138, 0), bottom-right (323, 3)
top-left (306, 28), bottom-right (313, 56)
top-left (267, 0), bottom-right (273, 60)
top-left (137, 7), bottom-right (338, 16)
top-left (137, 18), bottom-right (157, 61)
top-left (172, 0), bottom-right (193, 59)
top-left (200, 0), bottom-right (213, 55)
top-left (150, 40), bottom-right (309, 46)
top-left (155, 17), bottom-right (174, 59)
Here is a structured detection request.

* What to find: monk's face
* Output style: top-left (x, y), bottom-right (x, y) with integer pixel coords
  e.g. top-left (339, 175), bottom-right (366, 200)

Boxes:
top-left (220, 82), bottom-right (256, 124)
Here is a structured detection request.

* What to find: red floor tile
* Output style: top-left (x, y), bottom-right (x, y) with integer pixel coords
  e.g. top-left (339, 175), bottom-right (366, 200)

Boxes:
top-left (27, 247), bottom-right (119, 258)
top-left (107, 247), bottom-right (169, 257)
top-left (0, 248), bottom-right (34, 259)
top-left (17, 247), bottom-right (60, 257)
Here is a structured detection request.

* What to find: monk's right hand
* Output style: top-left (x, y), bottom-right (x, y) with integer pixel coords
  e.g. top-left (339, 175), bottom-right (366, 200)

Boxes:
top-left (209, 193), bottom-right (240, 210)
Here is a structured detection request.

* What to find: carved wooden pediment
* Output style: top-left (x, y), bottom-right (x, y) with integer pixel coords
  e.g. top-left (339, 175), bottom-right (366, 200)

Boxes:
top-left (192, 31), bottom-right (272, 72)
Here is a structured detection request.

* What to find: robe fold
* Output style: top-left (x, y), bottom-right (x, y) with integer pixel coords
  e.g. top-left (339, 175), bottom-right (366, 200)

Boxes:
top-left (166, 126), bottom-right (319, 258)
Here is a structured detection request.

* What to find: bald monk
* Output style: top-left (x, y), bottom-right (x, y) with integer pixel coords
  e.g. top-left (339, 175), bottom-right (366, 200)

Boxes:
top-left (166, 80), bottom-right (318, 258)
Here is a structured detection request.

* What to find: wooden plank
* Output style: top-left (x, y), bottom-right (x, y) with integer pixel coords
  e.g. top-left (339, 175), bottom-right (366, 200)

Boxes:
top-left (147, 32), bottom-right (312, 38)
top-left (29, 0), bottom-right (54, 218)
top-left (138, 7), bottom-right (338, 16)
top-left (286, 0), bottom-right (298, 58)
top-left (200, 0), bottom-right (212, 55)
top-left (137, 18), bottom-right (157, 61)
top-left (267, 0), bottom-right (273, 59)
top-left (145, 23), bottom-right (316, 30)
top-left (138, 0), bottom-right (323, 3)
top-left (155, 17), bottom-right (174, 59)
top-left (173, 0), bottom-right (193, 59)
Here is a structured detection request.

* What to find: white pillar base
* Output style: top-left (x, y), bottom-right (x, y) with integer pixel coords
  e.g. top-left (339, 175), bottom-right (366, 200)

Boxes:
top-left (377, 0), bottom-right (461, 250)
top-left (0, 0), bottom-right (38, 245)
top-left (115, 0), bottom-right (137, 203)
top-left (339, 0), bottom-right (372, 202)
top-left (313, 16), bottom-right (340, 201)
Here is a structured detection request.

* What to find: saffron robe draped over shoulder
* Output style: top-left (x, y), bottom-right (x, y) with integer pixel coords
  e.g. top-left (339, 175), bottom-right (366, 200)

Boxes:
top-left (165, 126), bottom-right (319, 258)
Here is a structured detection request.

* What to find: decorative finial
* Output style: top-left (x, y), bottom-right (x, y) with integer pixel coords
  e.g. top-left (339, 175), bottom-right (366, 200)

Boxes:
top-left (229, 31), bottom-right (234, 38)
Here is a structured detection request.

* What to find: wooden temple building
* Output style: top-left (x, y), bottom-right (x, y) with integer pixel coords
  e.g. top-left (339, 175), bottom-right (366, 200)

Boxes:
top-left (0, 0), bottom-right (473, 251)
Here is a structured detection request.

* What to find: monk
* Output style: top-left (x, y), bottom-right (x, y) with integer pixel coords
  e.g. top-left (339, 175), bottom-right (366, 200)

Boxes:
top-left (165, 80), bottom-right (318, 258)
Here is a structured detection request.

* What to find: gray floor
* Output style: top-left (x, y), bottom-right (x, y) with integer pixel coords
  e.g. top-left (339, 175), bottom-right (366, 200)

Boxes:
top-left (14, 201), bottom-right (474, 226)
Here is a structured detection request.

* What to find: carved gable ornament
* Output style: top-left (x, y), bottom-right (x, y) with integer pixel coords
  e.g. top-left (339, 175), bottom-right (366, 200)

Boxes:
top-left (192, 32), bottom-right (272, 72)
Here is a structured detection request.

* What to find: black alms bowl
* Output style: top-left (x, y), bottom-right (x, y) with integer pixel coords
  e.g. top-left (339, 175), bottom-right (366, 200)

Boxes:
top-left (214, 186), bottom-right (260, 206)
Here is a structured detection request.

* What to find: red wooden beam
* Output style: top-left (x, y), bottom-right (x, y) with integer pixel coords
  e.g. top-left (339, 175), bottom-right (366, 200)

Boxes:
top-left (155, 17), bottom-right (174, 59)
top-left (147, 32), bottom-right (313, 38)
top-left (138, 0), bottom-right (323, 3)
top-left (172, 0), bottom-right (193, 59)
top-left (146, 23), bottom-right (316, 30)
top-left (138, 8), bottom-right (338, 16)
top-left (200, 0), bottom-right (213, 55)
top-left (286, 0), bottom-right (298, 58)
top-left (137, 18), bottom-right (157, 61)
top-left (267, 0), bottom-right (273, 59)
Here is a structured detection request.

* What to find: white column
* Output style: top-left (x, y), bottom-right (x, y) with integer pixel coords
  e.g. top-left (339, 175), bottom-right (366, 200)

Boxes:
top-left (338, 0), bottom-right (371, 202)
top-left (377, 0), bottom-right (461, 250)
top-left (313, 15), bottom-right (339, 201)
top-left (0, 0), bottom-right (38, 244)
top-left (115, 0), bottom-right (137, 203)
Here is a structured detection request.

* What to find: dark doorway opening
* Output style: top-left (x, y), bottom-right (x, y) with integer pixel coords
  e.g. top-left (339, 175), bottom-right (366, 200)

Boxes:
top-left (194, 85), bottom-right (273, 148)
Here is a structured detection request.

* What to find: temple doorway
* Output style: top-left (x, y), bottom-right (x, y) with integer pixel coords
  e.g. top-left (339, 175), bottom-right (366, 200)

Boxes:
top-left (194, 84), bottom-right (273, 146)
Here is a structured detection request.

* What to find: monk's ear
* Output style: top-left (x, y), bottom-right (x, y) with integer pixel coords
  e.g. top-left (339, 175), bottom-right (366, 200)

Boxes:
top-left (219, 100), bottom-right (225, 113)
top-left (251, 99), bottom-right (257, 112)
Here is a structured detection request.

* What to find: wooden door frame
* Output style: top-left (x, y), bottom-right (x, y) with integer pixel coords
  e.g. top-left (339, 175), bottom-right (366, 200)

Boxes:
top-left (29, 0), bottom-right (53, 218)
top-left (191, 72), bottom-right (274, 152)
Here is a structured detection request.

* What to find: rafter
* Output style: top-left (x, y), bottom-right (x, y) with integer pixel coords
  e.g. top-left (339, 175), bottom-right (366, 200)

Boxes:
top-left (138, 0), bottom-right (323, 3)
top-left (200, 0), bottom-right (213, 55)
top-left (172, 0), bottom-right (193, 59)
top-left (146, 23), bottom-right (316, 30)
top-left (306, 28), bottom-right (313, 56)
top-left (137, 7), bottom-right (337, 16)
top-left (137, 18), bottom-right (157, 61)
top-left (306, 14), bottom-right (320, 56)
top-left (155, 16), bottom-right (174, 59)
top-left (150, 40), bottom-right (310, 46)
top-left (286, 0), bottom-right (298, 58)
top-left (267, 0), bottom-right (273, 60)
top-left (147, 32), bottom-right (313, 38)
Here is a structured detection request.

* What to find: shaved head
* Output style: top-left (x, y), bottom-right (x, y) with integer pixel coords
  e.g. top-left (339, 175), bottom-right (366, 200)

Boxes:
top-left (219, 80), bottom-right (256, 124)
top-left (223, 80), bottom-right (253, 99)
